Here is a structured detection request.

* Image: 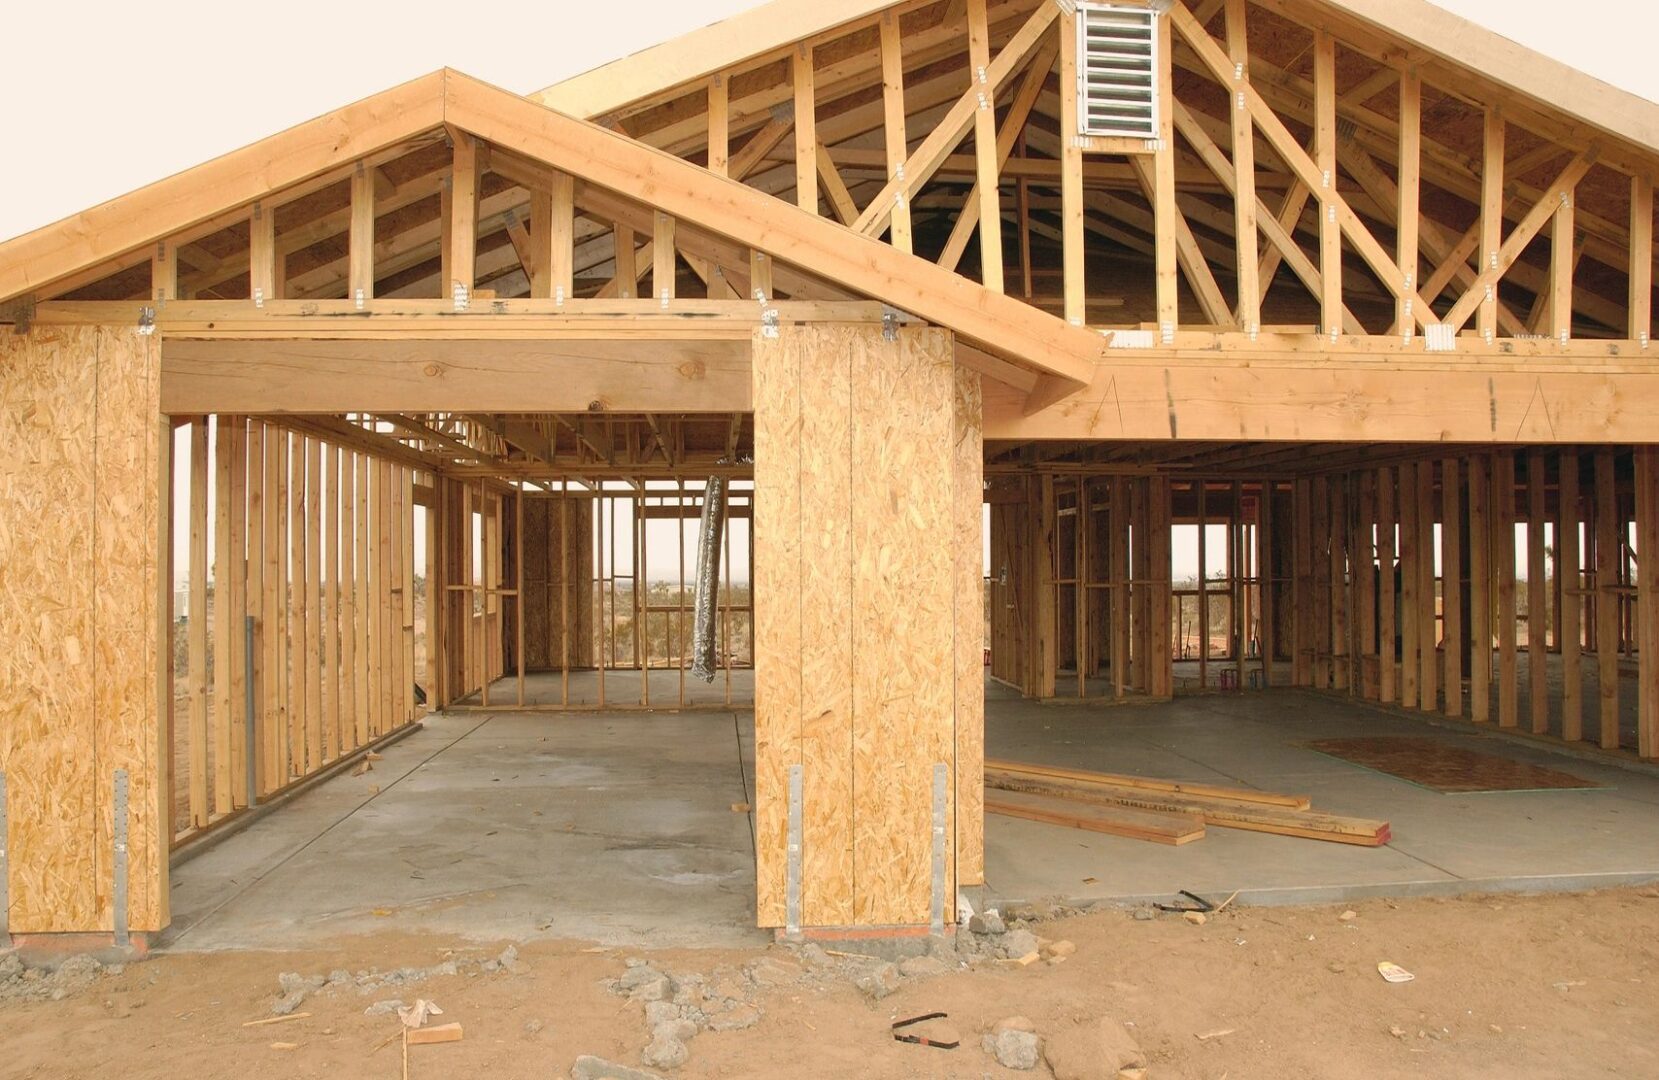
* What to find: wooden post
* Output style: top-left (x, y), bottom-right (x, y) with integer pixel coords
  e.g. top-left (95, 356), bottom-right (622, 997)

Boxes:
top-left (1314, 31), bottom-right (1341, 338)
top-left (1058, 6), bottom-right (1085, 325)
top-left (449, 133), bottom-right (478, 300)
top-left (1259, 478), bottom-right (1275, 689)
top-left (1479, 109), bottom-right (1504, 339)
top-left (262, 427), bottom-right (283, 792)
top-left (188, 420), bottom-right (209, 828)
top-left (1111, 477), bottom-right (1129, 698)
top-left (1469, 455), bottom-right (1491, 723)
top-left (1225, 0), bottom-right (1259, 334)
top-left (1377, 466), bottom-right (1396, 703)
top-left (1331, 476), bottom-right (1350, 692)
top-left (1198, 483), bottom-right (1209, 688)
top-left (612, 227), bottom-right (636, 299)
top-left (1418, 460), bottom-right (1436, 712)
top-left (355, 454), bottom-right (372, 739)
top-left (967, 0), bottom-right (1005, 293)
top-left (212, 417), bottom-right (234, 813)
top-left (1528, 450), bottom-right (1550, 733)
top-left (340, 453), bottom-right (358, 751)
top-left (879, 11), bottom-right (912, 255)
top-left (1495, 453), bottom-right (1518, 729)
top-left (1560, 450), bottom-right (1583, 741)
top-left (1293, 478), bottom-right (1312, 687)
top-left (1399, 463), bottom-right (1419, 709)
top-left (653, 212), bottom-right (677, 302)
top-left (305, 439), bottom-right (324, 763)
top-left (1441, 457), bottom-right (1463, 717)
top-left (1397, 70), bottom-right (1422, 337)
top-left (1637, 447), bottom-right (1658, 759)
top-left (1034, 475), bottom-right (1058, 698)
top-left (349, 163), bottom-right (375, 301)
top-left (1153, 13), bottom-right (1179, 333)
top-left (793, 45), bottom-right (818, 215)
top-left (1594, 449), bottom-right (1620, 749)
top-left (1631, 175), bottom-right (1653, 344)
top-left (324, 444), bottom-right (341, 758)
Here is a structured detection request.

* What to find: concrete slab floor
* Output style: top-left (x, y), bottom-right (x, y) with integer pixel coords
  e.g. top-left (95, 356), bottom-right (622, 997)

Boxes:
top-left (985, 686), bottom-right (1659, 909)
top-left (164, 709), bottom-right (767, 952)
top-left (164, 683), bottom-right (1658, 955)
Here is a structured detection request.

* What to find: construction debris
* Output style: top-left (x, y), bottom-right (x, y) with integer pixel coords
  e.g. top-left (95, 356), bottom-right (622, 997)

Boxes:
top-left (986, 760), bottom-right (1391, 846)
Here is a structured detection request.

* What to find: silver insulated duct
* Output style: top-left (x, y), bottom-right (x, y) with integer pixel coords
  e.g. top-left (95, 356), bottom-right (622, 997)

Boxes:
top-left (690, 473), bottom-right (729, 682)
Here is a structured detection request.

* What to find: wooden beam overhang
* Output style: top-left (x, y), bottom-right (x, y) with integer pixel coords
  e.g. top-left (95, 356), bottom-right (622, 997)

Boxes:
top-left (441, 69), bottom-right (1102, 387)
top-left (0, 71), bottom-right (449, 305)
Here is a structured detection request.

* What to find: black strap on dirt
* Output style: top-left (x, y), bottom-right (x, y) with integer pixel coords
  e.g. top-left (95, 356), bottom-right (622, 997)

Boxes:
top-left (892, 1012), bottom-right (960, 1050)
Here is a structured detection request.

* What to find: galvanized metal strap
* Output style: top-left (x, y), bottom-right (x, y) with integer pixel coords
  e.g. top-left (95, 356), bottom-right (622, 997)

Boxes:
top-left (786, 764), bottom-right (803, 936)
top-left (113, 770), bottom-right (129, 948)
top-left (930, 764), bottom-right (948, 935)
top-left (0, 771), bottom-right (9, 943)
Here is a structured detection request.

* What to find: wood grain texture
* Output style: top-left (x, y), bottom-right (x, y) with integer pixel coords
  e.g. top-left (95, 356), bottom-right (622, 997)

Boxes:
top-left (93, 326), bottom-right (166, 931)
top-left (798, 324), bottom-right (854, 927)
top-left (985, 790), bottom-right (1204, 846)
top-left (989, 363), bottom-right (1659, 444)
top-left (161, 338), bottom-right (751, 415)
top-left (850, 326), bottom-right (955, 926)
top-left (752, 324), bottom-right (964, 929)
top-left (952, 365), bottom-right (985, 888)
top-left (751, 325), bottom-right (802, 927)
top-left (0, 326), bottom-right (166, 933)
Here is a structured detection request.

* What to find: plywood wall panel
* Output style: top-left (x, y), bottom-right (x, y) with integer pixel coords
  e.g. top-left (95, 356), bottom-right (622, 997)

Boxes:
top-left (798, 326), bottom-right (854, 927)
top-left (851, 327), bottom-right (955, 927)
top-left (0, 327), bottom-right (101, 932)
top-left (752, 323), bottom-right (968, 930)
top-left (91, 326), bottom-right (165, 932)
top-left (751, 325), bottom-right (802, 927)
top-left (952, 365), bottom-right (985, 889)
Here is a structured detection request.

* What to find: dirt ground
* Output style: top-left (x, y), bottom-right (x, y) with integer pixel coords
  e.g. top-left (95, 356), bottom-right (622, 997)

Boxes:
top-left (4, 887), bottom-right (1657, 1080)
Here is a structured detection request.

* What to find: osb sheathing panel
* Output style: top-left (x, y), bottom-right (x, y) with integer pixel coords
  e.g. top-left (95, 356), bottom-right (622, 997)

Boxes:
top-left (0, 325), bottom-right (163, 933)
top-left (849, 326), bottom-right (956, 927)
top-left (952, 365), bottom-right (985, 889)
top-left (753, 324), bottom-right (967, 928)
top-left (752, 325), bottom-right (802, 927)
top-left (797, 325), bottom-right (854, 927)
top-left (0, 327), bottom-right (99, 931)
top-left (92, 325), bottom-right (164, 932)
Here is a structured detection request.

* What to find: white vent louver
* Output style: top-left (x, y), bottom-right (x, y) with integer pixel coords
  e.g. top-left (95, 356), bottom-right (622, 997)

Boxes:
top-left (1075, 3), bottom-right (1160, 140)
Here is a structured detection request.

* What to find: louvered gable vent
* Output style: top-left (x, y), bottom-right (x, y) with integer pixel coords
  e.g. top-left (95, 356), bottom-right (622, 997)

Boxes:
top-left (1075, 2), bottom-right (1160, 140)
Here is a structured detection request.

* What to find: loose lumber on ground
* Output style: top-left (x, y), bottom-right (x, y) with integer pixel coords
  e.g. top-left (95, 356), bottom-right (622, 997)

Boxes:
top-left (406, 1023), bottom-right (464, 1045)
top-left (985, 758), bottom-right (1311, 810)
top-left (985, 789), bottom-right (1206, 846)
top-left (984, 767), bottom-right (1390, 847)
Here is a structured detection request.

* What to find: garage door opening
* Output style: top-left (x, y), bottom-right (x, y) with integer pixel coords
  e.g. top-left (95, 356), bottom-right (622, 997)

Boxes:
top-left (162, 410), bottom-right (765, 948)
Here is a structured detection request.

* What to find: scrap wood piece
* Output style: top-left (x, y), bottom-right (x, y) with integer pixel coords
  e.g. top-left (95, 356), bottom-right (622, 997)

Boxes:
top-left (986, 758), bottom-right (1311, 810)
top-left (985, 773), bottom-right (1389, 847)
top-left (985, 788), bottom-right (1205, 846)
top-left (406, 1022), bottom-right (464, 1045)
top-left (243, 1011), bottom-right (312, 1027)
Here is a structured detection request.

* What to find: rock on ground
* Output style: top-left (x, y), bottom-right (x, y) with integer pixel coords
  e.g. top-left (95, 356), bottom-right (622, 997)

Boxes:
top-left (641, 1035), bottom-right (688, 1070)
top-left (898, 955), bottom-right (949, 979)
top-left (999, 929), bottom-right (1040, 959)
top-left (983, 1028), bottom-right (1043, 1070)
top-left (570, 1056), bottom-right (665, 1080)
top-left (854, 962), bottom-right (902, 1002)
top-left (1043, 1017), bottom-right (1147, 1080)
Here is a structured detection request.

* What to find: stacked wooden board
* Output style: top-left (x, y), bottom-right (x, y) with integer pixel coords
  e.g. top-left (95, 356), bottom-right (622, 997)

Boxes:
top-left (984, 760), bottom-right (1391, 847)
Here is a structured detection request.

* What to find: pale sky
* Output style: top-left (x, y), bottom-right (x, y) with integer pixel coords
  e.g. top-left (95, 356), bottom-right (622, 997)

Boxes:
top-left (1, 0), bottom-right (1656, 244)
